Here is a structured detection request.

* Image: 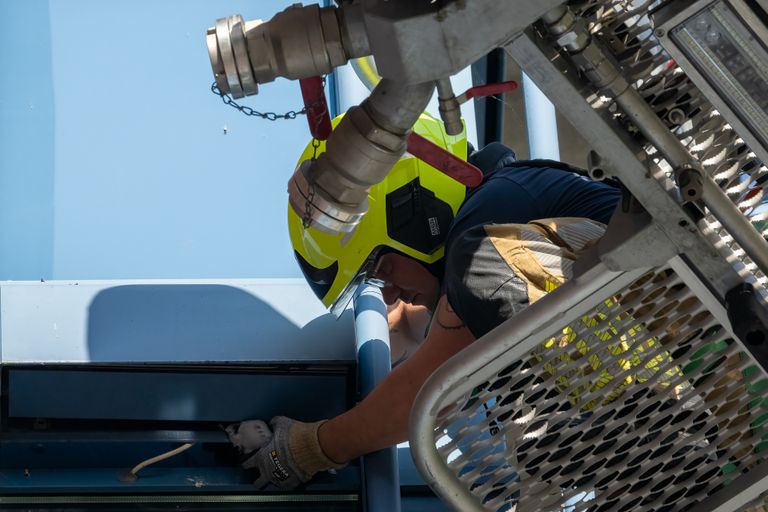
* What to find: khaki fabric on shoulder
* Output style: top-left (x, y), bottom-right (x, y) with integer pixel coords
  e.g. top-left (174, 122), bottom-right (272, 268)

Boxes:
top-left (483, 218), bottom-right (680, 409)
top-left (484, 218), bottom-right (605, 303)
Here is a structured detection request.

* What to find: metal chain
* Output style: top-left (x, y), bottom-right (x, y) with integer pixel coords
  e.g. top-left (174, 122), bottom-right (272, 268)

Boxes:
top-left (302, 81), bottom-right (329, 229)
top-left (211, 76), bottom-right (327, 121)
top-left (302, 181), bottom-right (316, 229)
top-left (302, 126), bottom-right (324, 229)
top-left (210, 77), bottom-right (328, 229)
top-left (310, 128), bottom-right (323, 161)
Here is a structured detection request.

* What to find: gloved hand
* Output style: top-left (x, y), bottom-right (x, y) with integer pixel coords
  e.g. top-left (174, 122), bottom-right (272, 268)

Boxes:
top-left (225, 419), bottom-right (273, 455)
top-left (227, 416), bottom-right (346, 490)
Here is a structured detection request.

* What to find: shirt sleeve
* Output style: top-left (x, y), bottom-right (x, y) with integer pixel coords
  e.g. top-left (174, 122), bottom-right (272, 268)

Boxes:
top-left (442, 225), bottom-right (531, 339)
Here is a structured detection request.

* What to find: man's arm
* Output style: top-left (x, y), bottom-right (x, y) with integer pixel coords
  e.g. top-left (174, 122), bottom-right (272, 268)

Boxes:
top-left (318, 294), bottom-right (475, 463)
top-left (387, 300), bottom-right (432, 365)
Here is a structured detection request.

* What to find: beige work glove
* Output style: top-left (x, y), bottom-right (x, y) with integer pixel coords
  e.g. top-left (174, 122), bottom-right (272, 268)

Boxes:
top-left (227, 417), bottom-right (346, 490)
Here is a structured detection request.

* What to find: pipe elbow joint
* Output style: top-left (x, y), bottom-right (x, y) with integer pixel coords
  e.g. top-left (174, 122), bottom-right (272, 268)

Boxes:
top-left (207, 3), bottom-right (371, 98)
top-left (288, 79), bottom-right (434, 234)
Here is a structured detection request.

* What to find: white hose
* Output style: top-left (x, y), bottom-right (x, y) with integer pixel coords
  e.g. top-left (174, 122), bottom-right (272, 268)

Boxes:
top-left (128, 443), bottom-right (195, 478)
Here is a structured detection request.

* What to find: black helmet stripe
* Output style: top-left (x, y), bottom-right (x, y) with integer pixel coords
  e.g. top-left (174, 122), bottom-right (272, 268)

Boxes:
top-left (293, 251), bottom-right (338, 301)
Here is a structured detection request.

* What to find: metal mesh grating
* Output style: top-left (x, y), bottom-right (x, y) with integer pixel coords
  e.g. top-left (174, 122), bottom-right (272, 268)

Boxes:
top-left (571, 0), bottom-right (768, 289)
top-left (431, 266), bottom-right (768, 511)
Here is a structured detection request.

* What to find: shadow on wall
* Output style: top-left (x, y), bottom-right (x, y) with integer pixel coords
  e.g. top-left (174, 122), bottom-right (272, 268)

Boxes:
top-left (86, 284), bottom-right (355, 363)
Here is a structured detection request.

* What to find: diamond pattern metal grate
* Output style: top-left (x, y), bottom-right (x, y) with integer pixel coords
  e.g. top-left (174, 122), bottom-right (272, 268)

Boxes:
top-left (572, 0), bottom-right (768, 290)
top-left (431, 267), bottom-right (768, 511)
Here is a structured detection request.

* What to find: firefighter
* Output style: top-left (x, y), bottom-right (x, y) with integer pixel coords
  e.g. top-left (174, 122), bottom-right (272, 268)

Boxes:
top-left (227, 112), bottom-right (621, 489)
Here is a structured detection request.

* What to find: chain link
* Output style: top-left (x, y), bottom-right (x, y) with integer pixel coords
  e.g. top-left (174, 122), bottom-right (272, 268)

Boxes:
top-left (302, 181), bottom-right (316, 229)
top-left (211, 81), bottom-right (306, 120)
top-left (211, 76), bottom-right (327, 121)
top-left (211, 77), bottom-right (329, 229)
top-left (303, 83), bottom-right (329, 228)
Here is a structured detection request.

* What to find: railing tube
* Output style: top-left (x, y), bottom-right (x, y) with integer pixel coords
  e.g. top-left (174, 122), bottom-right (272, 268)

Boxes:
top-left (353, 284), bottom-right (400, 512)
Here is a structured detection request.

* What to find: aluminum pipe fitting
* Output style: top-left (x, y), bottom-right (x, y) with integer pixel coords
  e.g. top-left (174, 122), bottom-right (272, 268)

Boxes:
top-left (288, 104), bottom-right (409, 234)
top-left (436, 79), bottom-right (463, 136)
top-left (289, 79), bottom-right (434, 234)
top-left (207, 3), bottom-right (370, 98)
top-left (542, 6), bottom-right (589, 52)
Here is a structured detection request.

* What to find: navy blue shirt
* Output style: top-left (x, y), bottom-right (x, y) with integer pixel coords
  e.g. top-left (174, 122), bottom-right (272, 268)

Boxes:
top-left (440, 143), bottom-right (622, 338)
top-left (446, 143), bottom-right (621, 250)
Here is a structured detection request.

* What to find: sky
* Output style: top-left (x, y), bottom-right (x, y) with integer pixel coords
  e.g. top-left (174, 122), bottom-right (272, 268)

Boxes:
top-left (1, 0), bottom-right (318, 280)
top-left (0, 0), bottom-right (478, 281)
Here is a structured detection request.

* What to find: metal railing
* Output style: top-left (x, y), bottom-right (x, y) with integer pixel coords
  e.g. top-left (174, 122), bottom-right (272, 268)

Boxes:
top-left (410, 1), bottom-right (768, 509)
top-left (411, 256), bottom-right (768, 511)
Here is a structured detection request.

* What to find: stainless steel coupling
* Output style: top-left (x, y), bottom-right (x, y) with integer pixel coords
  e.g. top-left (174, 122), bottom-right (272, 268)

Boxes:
top-left (288, 160), bottom-right (368, 234)
top-left (207, 3), bottom-right (370, 99)
top-left (207, 15), bottom-right (260, 99)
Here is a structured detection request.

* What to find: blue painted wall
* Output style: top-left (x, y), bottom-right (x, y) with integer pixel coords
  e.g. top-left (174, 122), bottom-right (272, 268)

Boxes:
top-left (1, 0), bottom-right (310, 280)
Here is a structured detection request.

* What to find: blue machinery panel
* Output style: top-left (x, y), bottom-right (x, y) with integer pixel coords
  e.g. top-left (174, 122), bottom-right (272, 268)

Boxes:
top-left (0, 279), bottom-right (441, 510)
top-left (0, 280), bottom-right (445, 510)
top-left (7, 368), bottom-right (350, 423)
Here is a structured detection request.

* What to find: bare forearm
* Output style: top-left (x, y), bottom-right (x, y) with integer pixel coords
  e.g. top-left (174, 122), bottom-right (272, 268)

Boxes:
top-left (388, 301), bottom-right (431, 364)
top-left (318, 351), bottom-right (435, 462)
top-left (318, 296), bottom-right (475, 463)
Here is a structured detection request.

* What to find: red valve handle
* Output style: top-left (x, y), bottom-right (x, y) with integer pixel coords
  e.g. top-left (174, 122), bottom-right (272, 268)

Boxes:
top-left (299, 76), bottom-right (332, 141)
top-left (456, 80), bottom-right (519, 104)
top-left (407, 133), bottom-right (483, 188)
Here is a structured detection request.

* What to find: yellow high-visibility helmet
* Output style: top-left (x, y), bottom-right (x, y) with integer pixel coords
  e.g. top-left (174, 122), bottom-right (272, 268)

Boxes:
top-left (288, 112), bottom-right (468, 315)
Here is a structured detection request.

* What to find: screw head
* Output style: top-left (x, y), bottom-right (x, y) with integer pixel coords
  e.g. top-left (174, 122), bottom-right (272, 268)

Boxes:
top-left (655, 28), bottom-right (666, 38)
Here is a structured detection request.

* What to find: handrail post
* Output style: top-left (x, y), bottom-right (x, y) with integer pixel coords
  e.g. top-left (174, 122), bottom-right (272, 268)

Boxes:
top-left (353, 284), bottom-right (401, 511)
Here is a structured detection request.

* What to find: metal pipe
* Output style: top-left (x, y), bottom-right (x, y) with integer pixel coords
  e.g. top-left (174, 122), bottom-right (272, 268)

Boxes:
top-left (587, 150), bottom-right (606, 181)
top-left (364, 79), bottom-right (435, 135)
top-left (353, 284), bottom-right (401, 512)
top-left (702, 176), bottom-right (768, 277)
top-left (435, 78), bottom-right (463, 136)
top-left (604, 68), bottom-right (706, 199)
top-left (318, 78), bottom-right (433, 201)
top-left (610, 81), bottom-right (695, 171)
top-left (288, 79), bottom-right (434, 234)
top-left (541, 6), bottom-right (701, 194)
top-left (207, 3), bottom-right (370, 98)
top-left (523, 73), bottom-right (560, 160)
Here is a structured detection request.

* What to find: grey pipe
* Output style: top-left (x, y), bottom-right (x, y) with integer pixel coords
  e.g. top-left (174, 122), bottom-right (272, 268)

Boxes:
top-left (610, 80), bottom-right (694, 171)
top-left (364, 79), bottom-right (436, 135)
top-left (289, 79), bottom-right (434, 234)
top-left (314, 79), bottom-right (434, 203)
top-left (587, 150), bottom-right (607, 181)
top-left (436, 78), bottom-right (463, 136)
top-left (541, 6), bottom-right (693, 174)
top-left (207, 3), bottom-right (370, 98)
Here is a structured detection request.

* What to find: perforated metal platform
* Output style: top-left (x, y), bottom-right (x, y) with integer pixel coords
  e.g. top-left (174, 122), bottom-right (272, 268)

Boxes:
top-left (410, 1), bottom-right (768, 510)
top-left (414, 260), bottom-right (767, 511)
